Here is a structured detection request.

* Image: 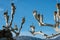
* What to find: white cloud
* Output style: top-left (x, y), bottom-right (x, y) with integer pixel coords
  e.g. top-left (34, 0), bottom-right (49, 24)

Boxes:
top-left (20, 31), bottom-right (33, 36)
top-left (20, 31), bottom-right (45, 39)
top-left (12, 31), bottom-right (33, 37)
top-left (12, 31), bottom-right (45, 39)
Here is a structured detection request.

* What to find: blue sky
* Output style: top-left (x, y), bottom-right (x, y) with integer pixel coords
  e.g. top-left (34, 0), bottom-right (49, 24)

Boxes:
top-left (0, 0), bottom-right (60, 39)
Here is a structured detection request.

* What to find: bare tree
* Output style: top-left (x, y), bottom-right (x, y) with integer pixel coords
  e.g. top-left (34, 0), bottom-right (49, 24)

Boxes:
top-left (1, 1), bottom-right (25, 40)
top-left (30, 3), bottom-right (60, 39)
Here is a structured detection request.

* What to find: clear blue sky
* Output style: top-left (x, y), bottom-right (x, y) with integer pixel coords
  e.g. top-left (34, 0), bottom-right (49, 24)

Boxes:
top-left (0, 0), bottom-right (60, 39)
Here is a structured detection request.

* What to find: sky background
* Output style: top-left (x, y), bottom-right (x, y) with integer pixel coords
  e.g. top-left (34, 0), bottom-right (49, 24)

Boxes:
top-left (0, 0), bottom-right (60, 39)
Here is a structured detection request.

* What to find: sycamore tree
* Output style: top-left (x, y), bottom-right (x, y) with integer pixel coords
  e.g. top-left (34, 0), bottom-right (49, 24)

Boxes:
top-left (29, 3), bottom-right (60, 39)
top-left (3, 1), bottom-right (25, 37)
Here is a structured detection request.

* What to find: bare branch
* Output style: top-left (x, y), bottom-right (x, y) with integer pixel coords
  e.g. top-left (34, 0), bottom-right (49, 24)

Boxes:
top-left (14, 24), bottom-right (18, 31)
top-left (54, 11), bottom-right (57, 22)
top-left (10, 2), bottom-right (16, 27)
top-left (29, 25), bottom-right (48, 38)
top-left (19, 17), bottom-right (25, 36)
top-left (46, 33), bottom-right (60, 39)
top-left (4, 10), bottom-right (9, 27)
